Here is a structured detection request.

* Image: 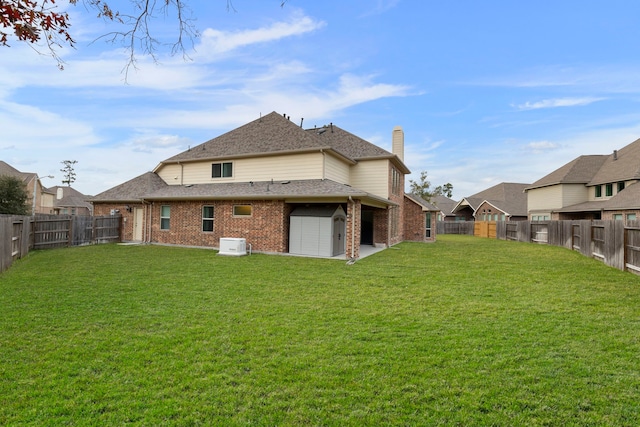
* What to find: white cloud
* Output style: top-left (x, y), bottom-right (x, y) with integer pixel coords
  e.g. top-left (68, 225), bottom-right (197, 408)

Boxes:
top-left (197, 11), bottom-right (326, 57)
top-left (514, 97), bottom-right (604, 110)
top-left (522, 140), bottom-right (560, 153)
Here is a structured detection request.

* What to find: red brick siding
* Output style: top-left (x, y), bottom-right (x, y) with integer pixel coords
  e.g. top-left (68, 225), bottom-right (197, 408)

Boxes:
top-left (403, 197), bottom-right (426, 242)
top-left (346, 199), bottom-right (361, 259)
top-left (149, 200), bottom-right (291, 252)
top-left (372, 208), bottom-right (388, 245)
top-left (387, 164), bottom-right (405, 246)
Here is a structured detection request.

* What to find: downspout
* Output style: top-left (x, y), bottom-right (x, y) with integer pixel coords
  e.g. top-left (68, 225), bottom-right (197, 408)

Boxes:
top-left (321, 149), bottom-right (326, 179)
top-left (179, 162), bottom-right (184, 185)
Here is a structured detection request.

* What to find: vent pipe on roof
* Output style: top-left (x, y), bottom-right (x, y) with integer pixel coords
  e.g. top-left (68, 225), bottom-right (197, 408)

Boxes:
top-left (613, 149), bottom-right (618, 160)
top-left (300, 117), bottom-right (304, 128)
top-left (392, 126), bottom-right (404, 162)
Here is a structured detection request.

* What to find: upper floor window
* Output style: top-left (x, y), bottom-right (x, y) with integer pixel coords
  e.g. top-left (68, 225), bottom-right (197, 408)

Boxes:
top-left (618, 181), bottom-right (625, 192)
top-left (212, 162), bottom-right (233, 178)
top-left (605, 183), bottom-right (613, 197)
top-left (391, 168), bottom-right (402, 195)
top-left (202, 206), bottom-right (214, 232)
top-left (595, 185), bottom-right (602, 198)
top-left (233, 205), bottom-right (252, 217)
top-left (160, 205), bottom-right (170, 230)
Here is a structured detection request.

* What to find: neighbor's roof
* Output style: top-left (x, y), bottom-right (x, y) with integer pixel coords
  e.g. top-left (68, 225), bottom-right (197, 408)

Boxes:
top-left (47, 186), bottom-right (92, 209)
top-left (430, 194), bottom-right (457, 216)
top-left (525, 155), bottom-right (608, 191)
top-left (601, 181), bottom-right (640, 210)
top-left (158, 111), bottom-right (410, 174)
top-left (454, 182), bottom-right (529, 216)
top-left (91, 173), bottom-right (396, 207)
top-left (588, 137), bottom-right (640, 186)
top-left (0, 161), bottom-right (34, 184)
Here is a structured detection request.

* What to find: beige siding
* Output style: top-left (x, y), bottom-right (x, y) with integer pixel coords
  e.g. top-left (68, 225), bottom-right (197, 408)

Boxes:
top-left (350, 159), bottom-right (389, 199)
top-left (562, 184), bottom-right (588, 206)
top-left (529, 184), bottom-right (589, 211)
top-left (159, 153), bottom-right (325, 185)
top-left (527, 186), bottom-right (563, 210)
top-left (156, 164), bottom-right (183, 185)
top-left (324, 154), bottom-right (350, 184)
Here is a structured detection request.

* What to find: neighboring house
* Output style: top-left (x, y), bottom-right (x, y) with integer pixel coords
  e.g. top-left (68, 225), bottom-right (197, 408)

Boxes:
top-left (0, 161), bottom-right (53, 214)
top-left (430, 194), bottom-right (461, 221)
top-left (47, 186), bottom-right (93, 216)
top-left (452, 182), bottom-right (529, 221)
top-left (404, 193), bottom-right (440, 241)
top-left (91, 111), bottom-right (435, 259)
top-left (525, 138), bottom-right (640, 221)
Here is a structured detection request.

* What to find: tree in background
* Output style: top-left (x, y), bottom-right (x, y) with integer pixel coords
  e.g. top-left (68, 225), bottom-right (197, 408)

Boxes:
top-left (0, 175), bottom-right (30, 215)
top-left (1, 0), bottom-right (287, 72)
top-left (434, 182), bottom-right (454, 198)
top-left (408, 170), bottom-right (454, 202)
top-left (60, 160), bottom-right (77, 186)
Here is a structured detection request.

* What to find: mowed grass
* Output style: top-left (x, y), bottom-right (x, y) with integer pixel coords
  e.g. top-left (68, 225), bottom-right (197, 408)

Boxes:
top-left (1, 235), bottom-right (639, 426)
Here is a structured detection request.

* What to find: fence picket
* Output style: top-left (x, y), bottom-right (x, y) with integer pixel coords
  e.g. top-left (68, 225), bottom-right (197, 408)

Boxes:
top-left (0, 214), bottom-right (121, 273)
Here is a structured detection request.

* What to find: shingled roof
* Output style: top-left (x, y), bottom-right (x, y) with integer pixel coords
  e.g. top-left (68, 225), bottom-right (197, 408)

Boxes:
top-left (159, 111), bottom-right (409, 173)
top-left (455, 182), bottom-right (529, 217)
top-left (525, 155), bottom-right (608, 191)
top-left (91, 173), bottom-right (395, 207)
top-left (588, 138), bottom-right (640, 186)
top-left (90, 172), bottom-right (168, 202)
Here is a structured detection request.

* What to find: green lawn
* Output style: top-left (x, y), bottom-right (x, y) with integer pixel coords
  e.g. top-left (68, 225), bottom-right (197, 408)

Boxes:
top-left (1, 235), bottom-right (639, 426)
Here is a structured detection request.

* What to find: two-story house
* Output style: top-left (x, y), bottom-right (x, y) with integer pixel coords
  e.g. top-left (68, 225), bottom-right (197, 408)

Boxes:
top-left (91, 112), bottom-right (437, 259)
top-left (525, 137), bottom-right (640, 222)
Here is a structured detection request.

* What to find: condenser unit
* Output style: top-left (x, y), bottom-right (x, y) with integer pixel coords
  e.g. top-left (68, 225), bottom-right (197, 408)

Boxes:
top-left (218, 237), bottom-right (247, 256)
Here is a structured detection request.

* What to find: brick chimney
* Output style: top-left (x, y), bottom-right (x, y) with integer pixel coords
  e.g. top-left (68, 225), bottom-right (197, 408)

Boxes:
top-left (392, 126), bottom-right (404, 161)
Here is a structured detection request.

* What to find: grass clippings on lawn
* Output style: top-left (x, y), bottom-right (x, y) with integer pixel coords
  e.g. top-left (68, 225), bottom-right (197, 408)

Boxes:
top-left (0, 235), bottom-right (639, 426)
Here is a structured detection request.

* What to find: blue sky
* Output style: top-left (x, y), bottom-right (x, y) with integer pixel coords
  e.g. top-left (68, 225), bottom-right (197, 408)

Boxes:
top-left (3, 0), bottom-right (640, 199)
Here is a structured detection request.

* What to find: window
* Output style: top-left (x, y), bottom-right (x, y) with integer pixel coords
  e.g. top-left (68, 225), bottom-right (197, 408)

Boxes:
top-left (160, 205), bottom-right (170, 230)
top-left (425, 212), bottom-right (432, 238)
top-left (233, 205), bottom-right (252, 217)
top-left (212, 162), bottom-right (233, 178)
top-left (606, 183), bottom-right (613, 197)
top-left (202, 206), bottom-right (214, 232)
top-left (391, 168), bottom-right (402, 195)
top-left (595, 185), bottom-right (602, 198)
top-left (618, 181), bottom-right (625, 192)
top-left (613, 214), bottom-right (623, 221)
top-left (627, 213), bottom-right (637, 221)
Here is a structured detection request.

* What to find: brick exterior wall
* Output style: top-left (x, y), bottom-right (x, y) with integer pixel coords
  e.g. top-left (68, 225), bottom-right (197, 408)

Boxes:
top-left (601, 209), bottom-right (640, 222)
top-left (346, 199), bottom-right (361, 259)
top-left (145, 200), bottom-right (292, 253)
top-left (388, 164), bottom-right (405, 246)
top-left (372, 208), bottom-right (388, 246)
top-left (403, 197), bottom-right (427, 242)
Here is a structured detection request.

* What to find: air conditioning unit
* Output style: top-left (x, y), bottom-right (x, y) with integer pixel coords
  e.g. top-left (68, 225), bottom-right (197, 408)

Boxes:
top-left (218, 237), bottom-right (247, 256)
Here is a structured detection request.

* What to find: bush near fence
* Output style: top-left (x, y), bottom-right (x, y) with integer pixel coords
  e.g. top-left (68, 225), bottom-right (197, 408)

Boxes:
top-left (0, 214), bottom-right (121, 273)
top-left (438, 220), bottom-right (640, 275)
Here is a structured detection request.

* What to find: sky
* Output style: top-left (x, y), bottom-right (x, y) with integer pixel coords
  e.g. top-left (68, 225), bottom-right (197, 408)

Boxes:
top-left (3, 0), bottom-right (640, 199)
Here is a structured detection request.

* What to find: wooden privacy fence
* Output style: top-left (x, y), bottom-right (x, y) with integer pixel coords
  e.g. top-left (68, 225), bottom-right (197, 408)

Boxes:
top-left (438, 220), bottom-right (640, 274)
top-left (436, 221), bottom-right (475, 235)
top-left (0, 214), bottom-right (121, 273)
